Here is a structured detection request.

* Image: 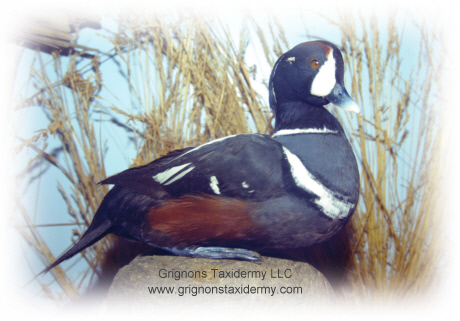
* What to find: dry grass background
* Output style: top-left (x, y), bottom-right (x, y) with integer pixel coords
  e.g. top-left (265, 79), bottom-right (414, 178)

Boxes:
top-left (14, 10), bottom-right (443, 305)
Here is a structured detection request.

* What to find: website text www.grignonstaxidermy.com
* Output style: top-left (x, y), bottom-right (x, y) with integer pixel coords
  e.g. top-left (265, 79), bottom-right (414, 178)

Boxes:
top-left (147, 285), bottom-right (303, 297)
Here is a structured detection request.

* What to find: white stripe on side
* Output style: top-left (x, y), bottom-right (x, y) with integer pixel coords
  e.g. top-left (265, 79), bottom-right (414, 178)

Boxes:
top-left (282, 146), bottom-right (353, 219)
top-left (210, 176), bottom-right (221, 194)
top-left (272, 127), bottom-right (338, 137)
top-left (164, 166), bottom-right (195, 185)
top-left (153, 163), bottom-right (195, 185)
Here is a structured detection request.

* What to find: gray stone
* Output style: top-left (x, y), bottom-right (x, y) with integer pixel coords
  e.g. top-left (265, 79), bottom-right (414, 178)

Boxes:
top-left (106, 255), bottom-right (336, 312)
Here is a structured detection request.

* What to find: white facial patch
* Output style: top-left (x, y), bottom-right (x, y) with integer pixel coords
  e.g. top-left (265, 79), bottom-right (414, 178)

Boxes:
top-left (153, 163), bottom-right (195, 185)
top-left (310, 50), bottom-right (336, 97)
top-left (282, 146), bottom-right (353, 219)
top-left (272, 127), bottom-right (338, 137)
top-left (210, 176), bottom-right (221, 194)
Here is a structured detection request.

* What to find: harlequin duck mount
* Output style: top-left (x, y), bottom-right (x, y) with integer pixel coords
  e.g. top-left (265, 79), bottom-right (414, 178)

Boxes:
top-left (43, 40), bottom-right (360, 273)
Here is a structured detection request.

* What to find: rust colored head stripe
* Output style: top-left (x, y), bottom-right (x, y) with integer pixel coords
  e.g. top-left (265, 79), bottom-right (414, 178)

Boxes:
top-left (308, 41), bottom-right (332, 57)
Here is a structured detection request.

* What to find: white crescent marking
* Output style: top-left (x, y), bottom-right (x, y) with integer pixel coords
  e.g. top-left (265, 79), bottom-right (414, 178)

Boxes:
top-left (282, 146), bottom-right (353, 219)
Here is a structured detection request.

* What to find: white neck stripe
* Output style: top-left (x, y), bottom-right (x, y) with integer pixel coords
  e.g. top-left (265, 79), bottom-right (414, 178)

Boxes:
top-left (272, 128), bottom-right (338, 137)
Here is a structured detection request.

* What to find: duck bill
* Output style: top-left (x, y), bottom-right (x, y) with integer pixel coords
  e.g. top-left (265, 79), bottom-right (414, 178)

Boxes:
top-left (325, 83), bottom-right (360, 114)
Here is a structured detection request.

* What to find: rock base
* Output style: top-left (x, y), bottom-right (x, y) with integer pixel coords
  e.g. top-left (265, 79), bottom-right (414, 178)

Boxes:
top-left (106, 255), bottom-right (335, 312)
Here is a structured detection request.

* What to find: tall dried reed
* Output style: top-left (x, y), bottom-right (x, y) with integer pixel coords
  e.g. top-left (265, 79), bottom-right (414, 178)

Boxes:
top-left (333, 13), bottom-right (442, 302)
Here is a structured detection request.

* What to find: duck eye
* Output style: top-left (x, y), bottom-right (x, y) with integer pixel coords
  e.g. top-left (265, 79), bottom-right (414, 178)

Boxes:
top-left (310, 59), bottom-right (320, 69)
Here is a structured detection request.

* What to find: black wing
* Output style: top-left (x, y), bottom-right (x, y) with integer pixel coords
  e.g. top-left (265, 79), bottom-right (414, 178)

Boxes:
top-left (101, 134), bottom-right (286, 202)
